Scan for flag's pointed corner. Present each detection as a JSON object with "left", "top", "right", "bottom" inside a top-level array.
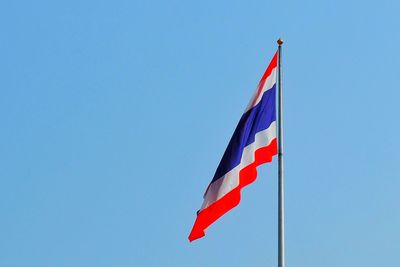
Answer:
[{"left": 188, "top": 229, "right": 205, "bottom": 242}]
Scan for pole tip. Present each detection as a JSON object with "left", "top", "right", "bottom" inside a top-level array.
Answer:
[{"left": 277, "top": 38, "right": 284, "bottom": 46}]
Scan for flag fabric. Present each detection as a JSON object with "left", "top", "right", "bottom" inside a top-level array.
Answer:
[{"left": 188, "top": 52, "right": 278, "bottom": 242}]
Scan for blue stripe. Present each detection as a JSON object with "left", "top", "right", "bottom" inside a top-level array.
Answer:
[{"left": 211, "top": 85, "right": 276, "bottom": 183}]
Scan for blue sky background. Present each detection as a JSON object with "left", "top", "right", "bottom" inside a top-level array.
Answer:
[{"left": 1, "top": 0, "right": 400, "bottom": 266}]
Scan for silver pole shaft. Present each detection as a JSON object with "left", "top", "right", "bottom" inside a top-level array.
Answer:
[{"left": 277, "top": 38, "right": 285, "bottom": 267}]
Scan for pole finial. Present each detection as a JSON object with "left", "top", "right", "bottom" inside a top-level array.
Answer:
[{"left": 277, "top": 38, "right": 284, "bottom": 46}]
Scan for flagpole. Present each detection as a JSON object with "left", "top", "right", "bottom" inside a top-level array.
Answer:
[{"left": 277, "top": 38, "right": 285, "bottom": 267}]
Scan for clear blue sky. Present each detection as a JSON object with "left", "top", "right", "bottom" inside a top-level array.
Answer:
[{"left": 1, "top": 0, "right": 399, "bottom": 266}]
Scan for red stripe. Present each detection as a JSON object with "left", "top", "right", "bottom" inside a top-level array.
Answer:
[
  {"left": 250, "top": 51, "right": 278, "bottom": 108},
  {"left": 188, "top": 138, "right": 278, "bottom": 242}
]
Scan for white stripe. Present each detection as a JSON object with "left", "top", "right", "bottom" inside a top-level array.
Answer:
[
  {"left": 200, "top": 121, "right": 277, "bottom": 211},
  {"left": 245, "top": 67, "right": 277, "bottom": 112}
]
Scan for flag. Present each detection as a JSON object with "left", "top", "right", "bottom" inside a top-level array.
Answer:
[{"left": 189, "top": 52, "right": 278, "bottom": 242}]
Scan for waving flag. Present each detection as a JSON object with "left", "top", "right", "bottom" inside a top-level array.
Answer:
[{"left": 189, "top": 52, "right": 278, "bottom": 242}]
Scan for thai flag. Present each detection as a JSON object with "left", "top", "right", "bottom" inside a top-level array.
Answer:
[{"left": 189, "top": 52, "right": 278, "bottom": 242}]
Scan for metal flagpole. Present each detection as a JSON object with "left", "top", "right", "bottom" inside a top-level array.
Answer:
[{"left": 277, "top": 38, "right": 285, "bottom": 267}]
